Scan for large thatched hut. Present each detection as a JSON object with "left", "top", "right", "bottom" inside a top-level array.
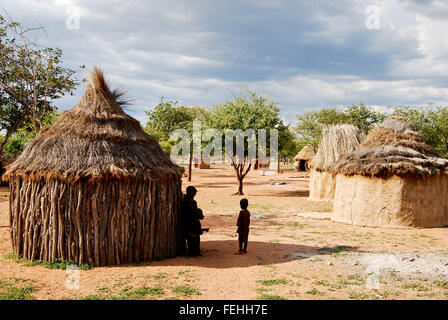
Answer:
[
  {"left": 3, "top": 68, "right": 184, "bottom": 266},
  {"left": 308, "top": 124, "right": 362, "bottom": 201},
  {"left": 293, "top": 146, "right": 315, "bottom": 172},
  {"left": 331, "top": 117, "right": 448, "bottom": 228}
]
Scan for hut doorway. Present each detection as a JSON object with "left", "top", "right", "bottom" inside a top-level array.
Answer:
[{"left": 293, "top": 146, "right": 315, "bottom": 172}]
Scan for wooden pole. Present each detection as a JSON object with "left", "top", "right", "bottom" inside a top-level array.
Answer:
[{"left": 9, "top": 175, "right": 183, "bottom": 266}]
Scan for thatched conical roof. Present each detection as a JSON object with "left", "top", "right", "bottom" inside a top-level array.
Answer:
[
  {"left": 332, "top": 117, "right": 448, "bottom": 177},
  {"left": 293, "top": 145, "right": 315, "bottom": 161},
  {"left": 310, "top": 124, "right": 362, "bottom": 172},
  {"left": 4, "top": 68, "right": 184, "bottom": 182}
]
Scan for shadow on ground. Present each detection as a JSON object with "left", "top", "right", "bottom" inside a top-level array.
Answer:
[
  {"left": 197, "top": 181, "right": 259, "bottom": 188},
  {"left": 115, "top": 241, "right": 360, "bottom": 269},
  {"left": 249, "top": 190, "right": 310, "bottom": 197}
]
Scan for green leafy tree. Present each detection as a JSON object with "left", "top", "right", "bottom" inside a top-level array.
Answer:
[
  {"left": 391, "top": 106, "right": 448, "bottom": 157},
  {"left": 293, "top": 107, "right": 347, "bottom": 151},
  {"left": 293, "top": 103, "right": 385, "bottom": 150},
  {"left": 209, "top": 90, "right": 288, "bottom": 195},
  {"left": 0, "top": 93, "right": 25, "bottom": 159},
  {"left": 279, "top": 128, "right": 300, "bottom": 160},
  {"left": 428, "top": 107, "right": 448, "bottom": 156},
  {"left": 345, "top": 103, "right": 386, "bottom": 135},
  {"left": 0, "top": 15, "right": 78, "bottom": 169},
  {"left": 145, "top": 98, "right": 210, "bottom": 181},
  {"left": 2, "top": 130, "right": 34, "bottom": 158},
  {"left": 2, "top": 111, "right": 60, "bottom": 158}
]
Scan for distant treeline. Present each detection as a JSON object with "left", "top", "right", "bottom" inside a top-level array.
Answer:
[
  {"left": 3, "top": 102, "right": 448, "bottom": 166},
  {"left": 293, "top": 103, "right": 448, "bottom": 158}
]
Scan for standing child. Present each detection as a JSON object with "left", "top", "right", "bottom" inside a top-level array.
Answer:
[{"left": 236, "top": 198, "right": 250, "bottom": 254}]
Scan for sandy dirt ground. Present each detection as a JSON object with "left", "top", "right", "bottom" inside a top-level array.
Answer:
[{"left": 0, "top": 165, "right": 448, "bottom": 300}]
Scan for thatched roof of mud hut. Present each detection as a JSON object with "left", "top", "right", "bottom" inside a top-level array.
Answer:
[
  {"left": 310, "top": 124, "right": 362, "bottom": 172},
  {"left": 4, "top": 67, "right": 184, "bottom": 182},
  {"left": 332, "top": 117, "right": 448, "bottom": 178},
  {"left": 293, "top": 145, "right": 315, "bottom": 161}
]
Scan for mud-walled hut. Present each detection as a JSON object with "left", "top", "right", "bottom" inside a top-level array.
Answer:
[{"left": 332, "top": 117, "right": 448, "bottom": 228}]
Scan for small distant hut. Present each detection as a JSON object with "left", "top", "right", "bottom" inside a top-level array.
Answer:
[
  {"left": 331, "top": 117, "right": 448, "bottom": 228},
  {"left": 3, "top": 68, "right": 184, "bottom": 266},
  {"left": 293, "top": 146, "right": 315, "bottom": 172},
  {"left": 308, "top": 125, "right": 362, "bottom": 201}
]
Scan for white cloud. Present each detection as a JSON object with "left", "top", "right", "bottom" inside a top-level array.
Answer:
[
  {"left": 382, "top": 0, "right": 448, "bottom": 78},
  {"left": 101, "top": 72, "right": 448, "bottom": 124},
  {"left": 126, "top": 50, "right": 225, "bottom": 69},
  {"left": 1, "top": 0, "right": 448, "bottom": 126}
]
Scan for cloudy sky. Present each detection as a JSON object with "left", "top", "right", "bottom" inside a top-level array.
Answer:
[{"left": 2, "top": 0, "right": 448, "bottom": 124}]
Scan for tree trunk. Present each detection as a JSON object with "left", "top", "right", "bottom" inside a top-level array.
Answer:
[
  {"left": 237, "top": 177, "right": 244, "bottom": 195},
  {"left": 0, "top": 118, "right": 24, "bottom": 178},
  {"left": 232, "top": 161, "right": 251, "bottom": 195},
  {"left": 0, "top": 128, "right": 15, "bottom": 178},
  {"left": 188, "top": 151, "right": 193, "bottom": 182}
]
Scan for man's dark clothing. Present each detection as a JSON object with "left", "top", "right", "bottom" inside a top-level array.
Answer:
[
  {"left": 181, "top": 194, "right": 203, "bottom": 256},
  {"left": 181, "top": 195, "right": 197, "bottom": 232}
]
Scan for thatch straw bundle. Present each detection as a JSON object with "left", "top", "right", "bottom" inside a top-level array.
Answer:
[
  {"left": 310, "top": 124, "right": 362, "bottom": 172},
  {"left": 293, "top": 146, "right": 315, "bottom": 162},
  {"left": 332, "top": 117, "right": 448, "bottom": 177},
  {"left": 4, "top": 68, "right": 184, "bottom": 266},
  {"left": 308, "top": 124, "right": 362, "bottom": 201}
]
